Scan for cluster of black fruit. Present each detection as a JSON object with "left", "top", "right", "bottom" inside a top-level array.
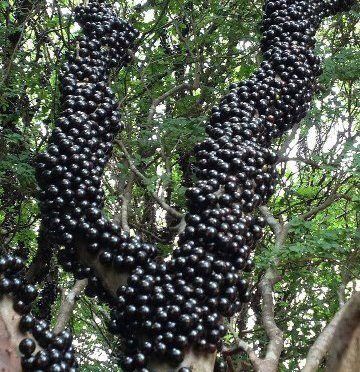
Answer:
[
  {"left": 0, "top": 253, "right": 76, "bottom": 371},
  {"left": 111, "top": 1, "right": 353, "bottom": 370},
  {"left": 31, "top": 0, "right": 353, "bottom": 371},
  {"left": 0, "top": 254, "right": 37, "bottom": 314},
  {"left": 19, "top": 319, "right": 77, "bottom": 372},
  {"left": 35, "top": 0, "right": 154, "bottom": 286}
]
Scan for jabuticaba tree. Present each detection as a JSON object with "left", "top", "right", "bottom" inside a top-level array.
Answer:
[{"left": 0, "top": 0, "right": 355, "bottom": 371}]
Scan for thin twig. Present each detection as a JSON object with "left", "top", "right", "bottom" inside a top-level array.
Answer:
[
  {"left": 147, "top": 82, "right": 192, "bottom": 122},
  {"left": 121, "top": 172, "right": 134, "bottom": 233},
  {"left": 116, "top": 140, "right": 183, "bottom": 219}
]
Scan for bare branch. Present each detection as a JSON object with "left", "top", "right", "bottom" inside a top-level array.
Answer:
[
  {"left": 147, "top": 82, "right": 191, "bottom": 122},
  {"left": 116, "top": 140, "right": 183, "bottom": 219},
  {"left": 224, "top": 317, "right": 262, "bottom": 369},
  {"left": 222, "top": 338, "right": 262, "bottom": 371},
  {"left": 259, "top": 267, "right": 284, "bottom": 372},
  {"left": 338, "top": 283, "right": 347, "bottom": 308},
  {"left": 54, "top": 279, "right": 88, "bottom": 333},
  {"left": 302, "top": 292, "right": 360, "bottom": 372},
  {"left": 121, "top": 172, "right": 134, "bottom": 233},
  {"left": 256, "top": 206, "right": 287, "bottom": 371},
  {"left": 299, "top": 193, "right": 342, "bottom": 221},
  {"left": 277, "top": 156, "right": 340, "bottom": 169},
  {"left": 259, "top": 206, "right": 288, "bottom": 247},
  {"left": 169, "top": 216, "right": 186, "bottom": 234},
  {"left": 129, "top": 221, "right": 170, "bottom": 244}
]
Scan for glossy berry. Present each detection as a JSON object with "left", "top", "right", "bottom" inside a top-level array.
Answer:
[
  {"left": 19, "top": 314, "right": 35, "bottom": 333},
  {"left": 19, "top": 338, "right": 36, "bottom": 357}
]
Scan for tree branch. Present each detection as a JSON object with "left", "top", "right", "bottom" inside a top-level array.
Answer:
[
  {"left": 277, "top": 122, "right": 300, "bottom": 156},
  {"left": 0, "top": 296, "right": 42, "bottom": 371},
  {"left": 0, "top": 297, "right": 26, "bottom": 371},
  {"left": 75, "top": 239, "right": 127, "bottom": 297},
  {"left": 147, "top": 82, "right": 191, "bottom": 122},
  {"left": 259, "top": 206, "right": 288, "bottom": 247},
  {"left": 25, "top": 226, "right": 54, "bottom": 284},
  {"left": 277, "top": 156, "right": 340, "bottom": 169},
  {"left": 299, "top": 193, "right": 343, "bottom": 220},
  {"left": 223, "top": 339, "right": 262, "bottom": 370},
  {"left": 223, "top": 321, "right": 262, "bottom": 371},
  {"left": 338, "top": 283, "right": 347, "bottom": 308},
  {"left": 302, "top": 292, "right": 360, "bottom": 372},
  {"left": 256, "top": 206, "right": 287, "bottom": 371},
  {"left": 54, "top": 279, "right": 88, "bottom": 333},
  {"left": 116, "top": 139, "right": 183, "bottom": 219},
  {"left": 259, "top": 267, "right": 284, "bottom": 372},
  {"left": 121, "top": 172, "right": 134, "bottom": 233}
]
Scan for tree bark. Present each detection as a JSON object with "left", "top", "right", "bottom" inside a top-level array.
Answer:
[
  {"left": 302, "top": 292, "right": 360, "bottom": 372},
  {"left": 258, "top": 268, "right": 284, "bottom": 372},
  {"left": 0, "top": 296, "right": 40, "bottom": 372},
  {"left": 54, "top": 279, "right": 88, "bottom": 333}
]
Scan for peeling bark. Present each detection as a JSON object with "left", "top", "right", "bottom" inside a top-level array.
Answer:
[
  {"left": 0, "top": 298, "right": 22, "bottom": 371},
  {"left": 0, "top": 296, "right": 39, "bottom": 372}
]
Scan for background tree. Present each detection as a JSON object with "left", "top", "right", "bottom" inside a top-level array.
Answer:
[{"left": 0, "top": 0, "right": 359, "bottom": 371}]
